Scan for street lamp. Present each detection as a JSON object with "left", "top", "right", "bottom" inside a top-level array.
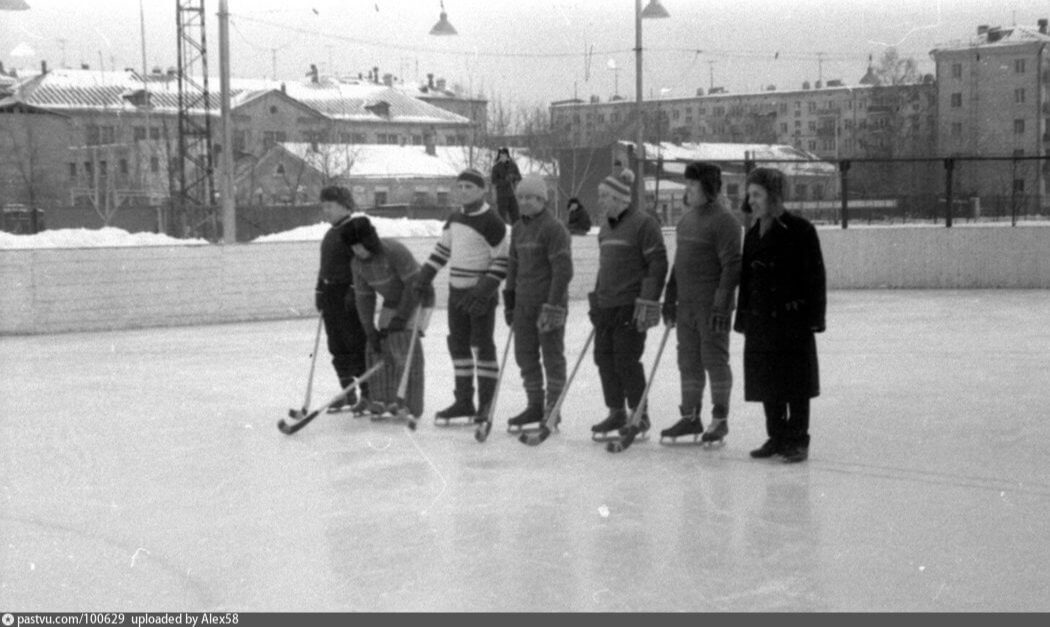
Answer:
[
  {"left": 634, "top": 0, "right": 669, "bottom": 210},
  {"left": 429, "top": 1, "right": 458, "bottom": 36}
]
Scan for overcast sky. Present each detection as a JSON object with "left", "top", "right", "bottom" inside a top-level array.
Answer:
[{"left": 3, "top": 0, "right": 1049, "bottom": 110}]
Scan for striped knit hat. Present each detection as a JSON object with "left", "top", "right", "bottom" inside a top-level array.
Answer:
[
  {"left": 457, "top": 168, "right": 486, "bottom": 188},
  {"left": 599, "top": 171, "right": 632, "bottom": 201}
]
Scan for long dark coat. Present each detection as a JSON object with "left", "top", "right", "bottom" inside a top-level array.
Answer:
[
  {"left": 491, "top": 159, "right": 522, "bottom": 223},
  {"left": 733, "top": 211, "right": 826, "bottom": 401}
]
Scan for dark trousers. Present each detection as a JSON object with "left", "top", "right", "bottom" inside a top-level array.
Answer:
[
  {"left": 512, "top": 300, "right": 567, "bottom": 407},
  {"left": 320, "top": 283, "right": 368, "bottom": 398},
  {"left": 447, "top": 288, "right": 499, "bottom": 408},
  {"left": 593, "top": 304, "right": 647, "bottom": 411},
  {"left": 676, "top": 304, "right": 732, "bottom": 418},
  {"left": 763, "top": 399, "right": 810, "bottom": 447}
]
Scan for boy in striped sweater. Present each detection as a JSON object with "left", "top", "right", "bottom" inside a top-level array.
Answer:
[{"left": 416, "top": 168, "right": 510, "bottom": 423}]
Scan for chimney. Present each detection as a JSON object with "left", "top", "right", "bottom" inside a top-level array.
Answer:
[
  {"left": 802, "top": 80, "right": 811, "bottom": 90},
  {"left": 382, "top": 72, "right": 393, "bottom": 87},
  {"left": 1039, "top": 19, "right": 1048, "bottom": 35},
  {"left": 166, "top": 67, "right": 177, "bottom": 79},
  {"left": 280, "top": 82, "right": 286, "bottom": 93},
  {"left": 427, "top": 73, "right": 434, "bottom": 89},
  {"left": 40, "top": 60, "right": 48, "bottom": 74},
  {"left": 815, "top": 80, "right": 822, "bottom": 89},
  {"left": 151, "top": 66, "right": 162, "bottom": 75},
  {"left": 987, "top": 27, "right": 1004, "bottom": 43},
  {"left": 695, "top": 87, "right": 704, "bottom": 96},
  {"left": 373, "top": 66, "right": 379, "bottom": 83},
  {"left": 977, "top": 24, "right": 989, "bottom": 36},
  {"left": 309, "top": 63, "right": 319, "bottom": 83},
  {"left": 436, "top": 77, "right": 446, "bottom": 91},
  {"left": 81, "top": 63, "right": 90, "bottom": 70}
]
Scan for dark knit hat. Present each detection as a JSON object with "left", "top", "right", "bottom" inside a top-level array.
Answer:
[
  {"left": 343, "top": 215, "right": 382, "bottom": 255},
  {"left": 600, "top": 172, "right": 630, "bottom": 199},
  {"left": 319, "top": 185, "right": 354, "bottom": 210},
  {"left": 745, "top": 167, "right": 786, "bottom": 204},
  {"left": 457, "top": 167, "right": 486, "bottom": 188},
  {"left": 497, "top": 147, "right": 510, "bottom": 157},
  {"left": 684, "top": 161, "right": 722, "bottom": 198}
]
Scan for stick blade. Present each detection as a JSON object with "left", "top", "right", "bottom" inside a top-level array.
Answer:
[
  {"left": 519, "top": 425, "right": 552, "bottom": 446},
  {"left": 474, "top": 420, "right": 492, "bottom": 442},
  {"left": 606, "top": 427, "right": 639, "bottom": 453}
]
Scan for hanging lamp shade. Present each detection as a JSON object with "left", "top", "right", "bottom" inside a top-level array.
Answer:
[
  {"left": 640, "top": 0, "right": 670, "bottom": 19},
  {"left": 429, "top": 1, "right": 457, "bottom": 36}
]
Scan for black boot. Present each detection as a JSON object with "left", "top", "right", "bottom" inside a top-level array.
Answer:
[
  {"left": 327, "top": 379, "right": 359, "bottom": 413},
  {"left": 620, "top": 409, "right": 650, "bottom": 436},
  {"left": 660, "top": 406, "right": 704, "bottom": 442},
  {"left": 436, "top": 374, "right": 476, "bottom": 423},
  {"left": 750, "top": 439, "right": 781, "bottom": 459},
  {"left": 591, "top": 408, "right": 627, "bottom": 440},
  {"left": 780, "top": 435, "right": 810, "bottom": 463},
  {"left": 507, "top": 404, "right": 544, "bottom": 432}
]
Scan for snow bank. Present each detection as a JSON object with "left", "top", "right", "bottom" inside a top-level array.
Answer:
[
  {"left": 0, "top": 227, "right": 208, "bottom": 249},
  {"left": 252, "top": 215, "right": 445, "bottom": 243}
]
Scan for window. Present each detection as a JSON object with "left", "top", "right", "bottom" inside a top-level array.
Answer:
[
  {"left": 233, "top": 130, "right": 246, "bottom": 152},
  {"left": 951, "top": 63, "right": 962, "bottom": 79},
  {"left": 274, "top": 163, "right": 286, "bottom": 177},
  {"left": 1013, "top": 178, "right": 1025, "bottom": 193},
  {"left": 119, "top": 158, "right": 128, "bottom": 175},
  {"left": 795, "top": 109, "right": 801, "bottom": 118},
  {"left": 85, "top": 125, "right": 100, "bottom": 145},
  {"left": 950, "top": 93, "right": 962, "bottom": 108},
  {"left": 1015, "top": 88, "right": 1026, "bottom": 104},
  {"left": 436, "top": 191, "right": 450, "bottom": 206},
  {"left": 951, "top": 122, "right": 963, "bottom": 137},
  {"left": 150, "top": 127, "right": 161, "bottom": 140},
  {"left": 1014, "top": 119, "right": 1025, "bottom": 134},
  {"left": 780, "top": 123, "right": 788, "bottom": 133},
  {"left": 270, "top": 105, "right": 279, "bottom": 114},
  {"left": 808, "top": 121, "right": 816, "bottom": 131},
  {"left": 84, "top": 161, "right": 93, "bottom": 177},
  {"left": 99, "top": 160, "right": 108, "bottom": 176},
  {"left": 413, "top": 190, "right": 428, "bottom": 205},
  {"left": 795, "top": 184, "right": 808, "bottom": 199},
  {"left": 100, "top": 126, "right": 115, "bottom": 144},
  {"left": 813, "top": 184, "right": 825, "bottom": 199},
  {"left": 68, "top": 163, "right": 76, "bottom": 180},
  {"left": 374, "top": 190, "right": 388, "bottom": 206},
  {"left": 597, "top": 114, "right": 605, "bottom": 123},
  {"left": 779, "top": 103, "right": 788, "bottom": 114},
  {"left": 1015, "top": 59, "right": 1026, "bottom": 74},
  {"left": 263, "top": 131, "right": 287, "bottom": 146},
  {"left": 794, "top": 120, "right": 801, "bottom": 129},
  {"left": 808, "top": 102, "right": 816, "bottom": 113},
  {"left": 134, "top": 126, "right": 147, "bottom": 141},
  {"left": 149, "top": 157, "right": 159, "bottom": 173},
  {"left": 726, "top": 183, "right": 739, "bottom": 197},
  {"left": 807, "top": 140, "right": 816, "bottom": 150}
]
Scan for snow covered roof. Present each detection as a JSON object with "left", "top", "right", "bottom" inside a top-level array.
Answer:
[
  {"left": 629, "top": 141, "right": 836, "bottom": 177},
  {"left": 932, "top": 25, "right": 1050, "bottom": 53},
  {"left": 275, "top": 143, "right": 557, "bottom": 180},
  {"left": 8, "top": 68, "right": 470, "bottom": 125}
]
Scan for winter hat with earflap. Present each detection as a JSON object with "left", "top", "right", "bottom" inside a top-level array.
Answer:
[
  {"left": 319, "top": 185, "right": 355, "bottom": 210},
  {"left": 684, "top": 161, "right": 722, "bottom": 199},
  {"left": 515, "top": 175, "right": 548, "bottom": 201},
  {"left": 342, "top": 215, "right": 382, "bottom": 255}
]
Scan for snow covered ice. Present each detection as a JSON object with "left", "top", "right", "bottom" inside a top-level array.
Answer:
[{"left": 2, "top": 290, "right": 1050, "bottom": 611}]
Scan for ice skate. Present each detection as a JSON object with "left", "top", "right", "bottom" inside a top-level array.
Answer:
[
  {"left": 434, "top": 399, "right": 476, "bottom": 426},
  {"left": 660, "top": 407, "right": 704, "bottom": 444},
  {"left": 591, "top": 408, "right": 627, "bottom": 442},
  {"left": 348, "top": 396, "right": 379, "bottom": 418},
  {"left": 326, "top": 390, "right": 358, "bottom": 414},
  {"left": 617, "top": 412, "right": 651, "bottom": 443},
  {"left": 701, "top": 418, "right": 728, "bottom": 447},
  {"left": 506, "top": 404, "right": 543, "bottom": 433}
]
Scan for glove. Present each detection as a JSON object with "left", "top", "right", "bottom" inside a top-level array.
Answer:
[
  {"left": 661, "top": 300, "right": 676, "bottom": 326},
  {"left": 315, "top": 291, "right": 323, "bottom": 312},
  {"left": 385, "top": 316, "right": 407, "bottom": 333},
  {"left": 503, "top": 290, "right": 516, "bottom": 327},
  {"left": 632, "top": 298, "right": 661, "bottom": 333},
  {"left": 587, "top": 292, "right": 600, "bottom": 326},
  {"left": 708, "top": 309, "right": 730, "bottom": 334},
  {"left": 537, "top": 304, "right": 567, "bottom": 333},
  {"left": 413, "top": 265, "right": 437, "bottom": 298},
  {"left": 461, "top": 275, "right": 500, "bottom": 317}
]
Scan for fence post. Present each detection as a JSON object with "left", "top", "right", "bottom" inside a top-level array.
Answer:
[
  {"left": 944, "top": 158, "right": 955, "bottom": 228},
  {"left": 839, "top": 159, "right": 851, "bottom": 229}
]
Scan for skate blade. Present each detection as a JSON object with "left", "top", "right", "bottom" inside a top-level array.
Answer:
[
  {"left": 506, "top": 423, "right": 542, "bottom": 434},
  {"left": 701, "top": 438, "right": 727, "bottom": 448},
  {"left": 433, "top": 415, "right": 477, "bottom": 427},
  {"left": 659, "top": 433, "right": 704, "bottom": 445}
]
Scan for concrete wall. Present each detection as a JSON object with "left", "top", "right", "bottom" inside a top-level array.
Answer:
[{"left": 2, "top": 226, "right": 1048, "bottom": 335}]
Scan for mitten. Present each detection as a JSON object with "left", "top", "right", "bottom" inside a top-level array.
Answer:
[{"left": 708, "top": 309, "right": 730, "bottom": 334}]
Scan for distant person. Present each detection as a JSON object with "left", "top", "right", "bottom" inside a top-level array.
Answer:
[
  {"left": 415, "top": 168, "right": 510, "bottom": 424},
  {"left": 345, "top": 215, "right": 434, "bottom": 420},
  {"left": 660, "top": 162, "right": 742, "bottom": 445},
  {"left": 587, "top": 170, "right": 668, "bottom": 440},
  {"left": 490, "top": 147, "right": 522, "bottom": 224},
  {"left": 566, "top": 197, "right": 592, "bottom": 235},
  {"left": 503, "top": 175, "right": 573, "bottom": 432},
  {"left": 314, "top": 185, "right": 369, "bottom": 412},
  {"left": 734, "top": 167, "right": 826, "bottom": 463}
]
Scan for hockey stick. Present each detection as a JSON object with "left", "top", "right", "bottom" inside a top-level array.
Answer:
[
  {"left": 475, "top": 329, "right": 514, "bottom": 443},
  {"left": 278, "top": 361, "right": 386, "bottom": 435},
  {"left": 519, "top": 326, "right": 596, "bottom": 447},
  {"left": 607, "top": 324, "right": 673, "bottom": 453},
  {"left": 395, "top": 308, "right": 425, "bottom": 431},
  {"left": 289, "top": 314, "right": 324, "bottom": 418}
]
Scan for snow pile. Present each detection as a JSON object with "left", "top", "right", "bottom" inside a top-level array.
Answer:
[
  {"left": 251, "top": 215, "right": 446, "bottom": 243},
  {"left": 0, "top": 227, "right": 208, "bottom": 250}
]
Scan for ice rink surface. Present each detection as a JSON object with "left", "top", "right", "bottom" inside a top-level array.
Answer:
[{"left": 2, "top": 290, "right": 1049, "bottom": 612}]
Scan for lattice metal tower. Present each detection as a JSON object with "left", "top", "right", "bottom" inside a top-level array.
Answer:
[{"left": 175, "top": 0, "right": 217, "bottom": 239}]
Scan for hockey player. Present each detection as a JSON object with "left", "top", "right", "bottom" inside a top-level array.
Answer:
[
  {"left": 415, "top": 168, "right": 510, "bottom": 424},
  {"left": 344, "top": 216, "right": 434, "bottom": 420},
  {"left": 314, "top": 185, "right": 369, "bottom": 413},
  {"left": 502, "top": 175, "right": 573, "bottom": 432},
  {"left": 588, "top": 171, "right": 669, "bottom": 440},
  {"left": 659, "top": 162, "right": 742, "bottom": 445}
]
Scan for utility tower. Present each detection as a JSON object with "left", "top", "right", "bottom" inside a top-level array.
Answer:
[{"left": 175, "top": 0, "right": 217, "bottom": 239}]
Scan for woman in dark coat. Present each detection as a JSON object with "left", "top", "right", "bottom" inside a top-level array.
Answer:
[
  {"left": 565, "top": 197, "right": 592, "bottom": 235},
  {"left": 734, "top": 167, "right": 826, "bottom": 463},
  {"left": 490, "top": 147, "right": 522, "bottom": 224}
]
